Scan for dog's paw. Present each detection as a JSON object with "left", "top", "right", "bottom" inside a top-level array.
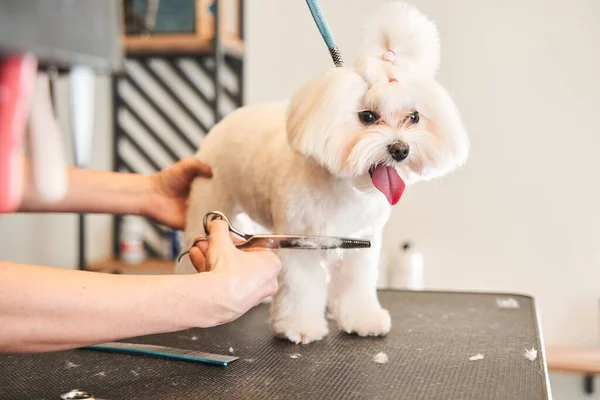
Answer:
[
  {"left": 337, "top": 306, "right": 392, "bottom": 337},
  {"left": 271, "top": 316, "right": 329, "bottom": 344}
]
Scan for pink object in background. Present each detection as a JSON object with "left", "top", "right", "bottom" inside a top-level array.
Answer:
[{"left": 0, "top": 53, "right": 37, "bottom": 213}]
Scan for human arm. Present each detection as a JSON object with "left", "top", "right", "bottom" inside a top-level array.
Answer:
[
  {"left": 0, "top": 262, "right": 194, "bottom": 353},
  {"left": 16, "top": 156, "right": 212, "bottom": 229},
  {"left": 0, "top": 241, "right": 280, "bottom": 353}
]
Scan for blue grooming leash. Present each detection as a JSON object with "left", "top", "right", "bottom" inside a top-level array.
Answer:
[{"left": 305, "top": 0, "right": 344, "bottom": 67}]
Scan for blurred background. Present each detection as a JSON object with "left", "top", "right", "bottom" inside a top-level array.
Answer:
[{"left": 0, "top": 0, "right": 598, "bottom": 397}]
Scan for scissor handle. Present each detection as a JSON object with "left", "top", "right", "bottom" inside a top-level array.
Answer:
[
  {"left": 177, "top": 211, "right": 251, "bottom": 263},
  {"left": 202, "top": 211, "right": 248, "bottom": 239},
  {"left": 202, "top": 211, "right": 228, "bottom": 234}
]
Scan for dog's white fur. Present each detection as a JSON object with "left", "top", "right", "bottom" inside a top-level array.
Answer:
[{"left": 176, "top": 1, "right": 469, "bottom": 344}]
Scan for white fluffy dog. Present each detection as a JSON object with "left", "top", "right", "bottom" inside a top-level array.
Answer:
[{"left": 176, "top": 1, "right": 469, "bottom": 344}]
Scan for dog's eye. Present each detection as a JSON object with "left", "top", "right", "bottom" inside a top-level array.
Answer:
[
  {"left": 358, "top": 110, "right": 378, "bottom": 125},
  {"left": 408, "top": 111, "right": 420, "bottom": 124}
]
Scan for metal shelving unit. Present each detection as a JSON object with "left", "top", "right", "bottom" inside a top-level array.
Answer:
[{"left": 85, "top": 0, "right": 245, "bottom": 273}]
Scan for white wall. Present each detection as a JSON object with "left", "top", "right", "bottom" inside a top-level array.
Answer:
[{"left": 246, "top": 0, "right": 599, "bottom": 398}]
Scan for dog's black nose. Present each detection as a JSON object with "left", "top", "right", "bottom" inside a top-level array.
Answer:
[{"left": 388, "top": 142, "right": 410, "bottom": 162}]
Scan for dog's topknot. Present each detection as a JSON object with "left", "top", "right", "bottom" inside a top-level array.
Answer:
[{"left": 357, "top": 1, "right": 441, "bottom": 79}]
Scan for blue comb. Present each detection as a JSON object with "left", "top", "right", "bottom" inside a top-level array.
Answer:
[{"left": 82, "top": 342, "right": 239, "bottom": 367}]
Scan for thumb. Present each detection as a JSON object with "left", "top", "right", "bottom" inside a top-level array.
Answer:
[
  {"left": 179, "top": 157, "right": 212, "bottom": 179},
  {"left": 206, "top": 219, "right": 236, "bottom": 251}
]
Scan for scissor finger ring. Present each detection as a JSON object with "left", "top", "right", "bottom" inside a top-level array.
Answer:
[
  {"left": 202, "top": 211, "right": 228, "bottom": 234},
  {"left": 202, "top": 211, "right": 248, "bottom": 239}
]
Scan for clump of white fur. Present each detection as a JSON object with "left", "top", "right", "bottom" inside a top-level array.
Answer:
[
  {"left": 523, "top": 347, "right": 537, "bottom": 361},
  {"left": 288, "top": 237, "right": 343, "bottom": 248},
  {"left": 65, "top": 361, "right": 80, "bottom": 369},
  {"left": 496, "top": 297, "right": 520, "bottom": 309},
  {"left": 358, "top": 1, "right": 441, "bottom": 80},
  {"left": 373, "top": 352, "right": 389, "bottom": 364},
  {"left": 469, "top": 353, "right": 484, "bottom": 361}
]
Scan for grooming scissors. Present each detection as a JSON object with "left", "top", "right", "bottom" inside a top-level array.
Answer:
[{"left": 177, "top": 211, "right": 371, "bottom": 262}]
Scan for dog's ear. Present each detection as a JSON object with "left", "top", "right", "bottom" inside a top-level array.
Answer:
[
  {"left": 357, "top": 1, "right": 441, "bottom": 79},
  {"left": 286, "top": 68, "right": 367, "bottom": 161}
]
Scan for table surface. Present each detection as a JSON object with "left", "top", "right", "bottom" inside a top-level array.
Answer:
[{"left": 0, "top": 290, "right": 551, "bottom": 400}]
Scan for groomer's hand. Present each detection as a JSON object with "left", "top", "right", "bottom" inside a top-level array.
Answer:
[
  {"left": 189, "top": 220, "right": 281, "bottom": 325},
  {"left": 144, "top": 157, "right": 212, "bottom": 230}
]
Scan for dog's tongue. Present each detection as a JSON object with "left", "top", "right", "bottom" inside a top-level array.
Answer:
[{"left": 371, "top": 165, "right": 405, "bottom": 205}]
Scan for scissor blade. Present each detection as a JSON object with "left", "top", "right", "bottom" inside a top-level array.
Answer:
[{"left": 236, "top": 235, "right": 371, "bottom": 250}]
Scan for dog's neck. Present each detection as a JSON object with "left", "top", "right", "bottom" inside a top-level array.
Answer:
[{"left": 301, "top": 155, "right": 384, "bottom": 201}]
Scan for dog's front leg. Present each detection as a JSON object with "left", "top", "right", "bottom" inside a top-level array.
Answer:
[
  {"left": 269, "top": 250, "right": 329, "bottom": 344},
  {"left": 328, "top": 234, "right": 391, "bottom": 337}
]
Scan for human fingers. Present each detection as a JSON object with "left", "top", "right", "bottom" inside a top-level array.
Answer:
[
  {"left": 194, "top": 239, "right": 209, "bottom": 255},
  {"left": 206, "top": 219, "right": 236, "bottom": 252},
  {"left": 263, "top": 275, "right": 279, "bottom": 297},
  {"left": 259, "top": 251, "right": 282, "bottom": 275},
  {"left": 245, "top": 252, "right": 282, "bottom": 296},
  {"left": 253, "top": 270, "right": 280, "bottom": 302},
  {"left": 178, "top": 157, "right": 213, "bottom": 180},
  {"left": 189, "top": 247, "right": 208, "bottom": 272}
]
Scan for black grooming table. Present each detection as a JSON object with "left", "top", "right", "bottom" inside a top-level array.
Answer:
[{"left": 0, "top": 290, "right": 551, "bottom": 399}]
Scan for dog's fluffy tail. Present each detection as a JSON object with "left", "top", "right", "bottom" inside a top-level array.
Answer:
[{"left": 358, "top": 1, "right": 440, "bottom": 77}]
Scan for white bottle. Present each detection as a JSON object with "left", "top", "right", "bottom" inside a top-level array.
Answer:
[
  {"left": 120, "top": 216, "right": 145, "bottom": 264},
  {"left": 388, "top": 242, "right": 424, "bottom": 290}
]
